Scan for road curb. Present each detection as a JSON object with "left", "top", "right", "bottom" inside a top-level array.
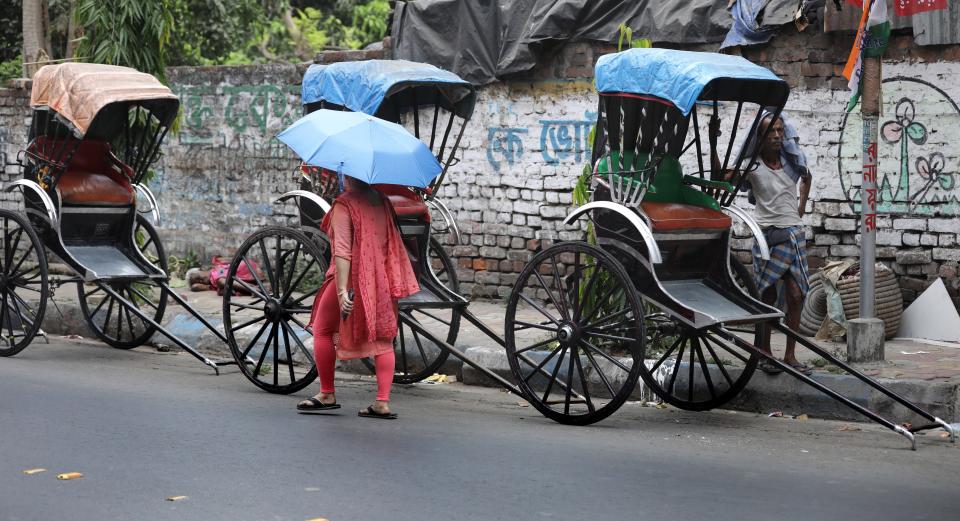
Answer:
[
  {"left": 458, "top": 346, "right": 960, "bottom": 424},
  {"left": 45, "top": 305, "right": 960, "bottom": 425}
]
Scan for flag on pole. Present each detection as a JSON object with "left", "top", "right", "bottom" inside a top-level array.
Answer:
[
  {"left": 895, "top": 0, "right": 948, "bottom": 17},
  {"left": 843, "top": 0, "right": 891, "bottom": 111}
]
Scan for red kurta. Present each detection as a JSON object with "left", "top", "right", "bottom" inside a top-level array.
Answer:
[{"left": 309, "top": 189, "right": 419, "bottom": 360}]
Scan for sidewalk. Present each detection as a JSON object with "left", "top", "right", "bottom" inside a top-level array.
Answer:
[{"left": 41, "top": 287, "right": 960, "bottom": 424}]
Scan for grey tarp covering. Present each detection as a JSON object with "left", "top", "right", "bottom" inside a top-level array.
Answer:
[{"left": 392, "top": 0, "right": 738, "bottom": 85}]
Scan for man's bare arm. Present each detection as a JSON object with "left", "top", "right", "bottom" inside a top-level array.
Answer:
[{"left": 798, "top": 175, "right": 811, "bottom": 217}]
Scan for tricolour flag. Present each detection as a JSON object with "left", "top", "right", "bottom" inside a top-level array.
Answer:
[{"left": 843, "top": 0, "right": 891, "bottom": 111}]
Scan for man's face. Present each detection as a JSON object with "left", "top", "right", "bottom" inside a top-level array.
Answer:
[{"left": 760, "top": 117, "right": 784, "bottom": 155}]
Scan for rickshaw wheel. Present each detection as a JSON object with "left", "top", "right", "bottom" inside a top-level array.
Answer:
[
  {"left": 505, "top": 241, "right": 644, "bottom": 426},
  {"left": 637, "top": 256, "right": 760, "bottom": 411},
  {"left": 222, "top": 226, "right": 326, "bottom": 394},
  {"left": 0, "top": 209, "right": 48, "bottom": 357},
  {"left": 77, "top": 214, "right": 168, "bottom": 349},
  {"left": 362, "top": 236, "right": 461, "bottom": 384}
]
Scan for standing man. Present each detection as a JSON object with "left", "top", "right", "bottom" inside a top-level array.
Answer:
[{"left": 726, "top": 112, "right": 813, "bottom": 375}]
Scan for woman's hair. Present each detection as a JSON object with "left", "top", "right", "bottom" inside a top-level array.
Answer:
[{"left": 349, "top": 177, "right": 371, "bottom": 191}]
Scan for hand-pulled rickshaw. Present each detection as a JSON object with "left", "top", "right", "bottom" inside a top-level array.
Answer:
[
  {"left": 0, "top": 63, "right": 239, "bottom": 372},
  {"left": 220, "top": 60, "right": 477, "bottom": 393},
  {"left": 503, "top": 48, "right": 954, "bottom": 445}
]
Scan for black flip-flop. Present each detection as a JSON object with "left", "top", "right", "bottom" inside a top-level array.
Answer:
[
  {"left": 297, "top": 397, "right": 341, "bottom": 414},
  {"left": 786, "top": 362, "right": 814, "bottom": 376},
  {"left": 358, "top": 405, "right": 397, "bottom": 420},
  {"left": 758, "top": 359, "right": 783, "bottom": 375}
]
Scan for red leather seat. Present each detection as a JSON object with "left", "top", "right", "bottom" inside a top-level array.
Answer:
[
  {"left": 32, "top": 138, "right": 134, "bottom": 206},
  {"left": 375, "top": 184, "right": 430, "bottom": 219},
  {"left": 640, "top": 201, "right": 731, "bottom": 232}
]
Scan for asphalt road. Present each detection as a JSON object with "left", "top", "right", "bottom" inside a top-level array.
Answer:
[{"left": 0, "top": 338, "right": 957, "bottom": 521}]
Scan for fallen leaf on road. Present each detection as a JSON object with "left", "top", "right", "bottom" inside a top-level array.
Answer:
[
  {"left": 794, "top": 414, "right": 809, "bottom": 421},
  {"left": 901, "top": 422, "right": 913, "bottom": 430},
  {"left": 941, "top": 432, "right": 951, "bottom": 438},
  {"left": 57, "top": 472, "right": 83, "bottom": 480},
  {"left": 838, "top": 425, "right": 861, "bottom": 432},
  {"left": 306, "top": 518, "right": 330, "bottom": 521},
  {"left": 655, "top": 403, "right": 668, "bottom": 409},
  {"left": 63, "top": 335, "right": 83, "bottom": 340},
  {"left": 423, "top": 373, "right": 454, "bottom": 384},
  {"left": 166, "top": 496, "right": 188, "bottom": 502},
  {"left": 517, "top": 402, "right": 529, "bottom": 407},
  {"left": 22, "top": 468, "right": 46, "bottom": 475},
  {"left": 768, "top": 411, "right": 784, "bottom": 417}
]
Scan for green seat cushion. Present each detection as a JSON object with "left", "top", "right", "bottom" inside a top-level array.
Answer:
[{"left": 596, "top": 153, "right": 720, "bottom": 210}]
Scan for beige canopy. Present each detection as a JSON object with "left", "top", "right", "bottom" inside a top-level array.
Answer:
[{"left": 31, "top": 63, "right": 178, "bottom": 135}]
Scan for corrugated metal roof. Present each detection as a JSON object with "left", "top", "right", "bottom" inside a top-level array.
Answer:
[
  {"left": 824, "top": 0, "right": 959, "bottom": 45},
  {"left": 913, "top": 4, "right": 960, "bottom": 46}
]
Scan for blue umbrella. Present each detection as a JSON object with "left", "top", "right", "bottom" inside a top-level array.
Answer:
[{"left": 276, "top": 109, "right": 442, "bottom": 188}]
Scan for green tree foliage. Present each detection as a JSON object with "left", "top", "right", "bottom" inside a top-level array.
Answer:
[
  {"left": 166, "top": 0, "right": 391, "bottom": 66},
  {"left": 0, "top": 0, "right": 391, "bottom": 80},
  {"left": 0, "top": 0, "right": 22, "bottom": 62},
  {"left": 73, "top": 0, "right": 175, "bottom": 81}
]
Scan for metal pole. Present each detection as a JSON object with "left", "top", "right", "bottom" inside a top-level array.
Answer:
[{"left": 859, "top": 56, "right": 881, "bottom": 318}]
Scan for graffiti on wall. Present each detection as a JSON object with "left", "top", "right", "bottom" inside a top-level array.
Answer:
[
  {"left": 838, "top": 77, "right": 960, "bottom": 215},
  {"left": 486, "top": 111, "right": 597, "bottom": 171},
  {"left": 151, "top": 83, "right": 302, "bottom": 211},
  {"left": 175, "top": 84, "right": 301, "bottom": 143}
]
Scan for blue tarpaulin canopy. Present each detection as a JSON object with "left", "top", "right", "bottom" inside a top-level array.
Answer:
[
  {"left": 595, "top": 48, "right": 785, "bottom": 115},
  {"left": 301, "top": 60, "right": 476, "bottom": 119}
]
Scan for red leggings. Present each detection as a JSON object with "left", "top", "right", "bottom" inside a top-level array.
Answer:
[{"left": 312, "top": 283, "right": 394, "bottom": 401}]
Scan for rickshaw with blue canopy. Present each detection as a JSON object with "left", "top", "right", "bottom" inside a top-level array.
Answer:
[
  {"left": 220, "top": 51, "right": 955, "bottom": 445},
  {"left": 221, "top": 60, "right": 478, "bottom": 392},
  {"left": 506, "top": 47, "right": 953, "bottom": 443}
]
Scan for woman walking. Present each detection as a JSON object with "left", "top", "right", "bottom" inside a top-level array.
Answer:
[{"left": 297, "top": 175, "right": 419, "bottom": 419}]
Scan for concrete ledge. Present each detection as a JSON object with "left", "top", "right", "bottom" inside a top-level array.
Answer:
[
  {"left": 458, "top": 346, "right": 960, "bottom": 424},
  {"left": 39, "top": 302, "right": 960, "bottom": 425}
]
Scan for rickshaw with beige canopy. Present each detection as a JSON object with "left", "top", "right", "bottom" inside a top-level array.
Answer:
[{"left": 0, "top": 63, "right": 238, "bottom": 372}]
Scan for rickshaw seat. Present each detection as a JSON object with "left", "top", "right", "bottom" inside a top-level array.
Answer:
[
  {"left": 375, "top": 184, "right": 430, "bottom": 220},
  {"left": 33, "top": 138, "right": 135, "bottom": 206},
  {"left": 640, "top": 201, "right": 731, "bottom": 231},
  {"left": 599, "top": 153, "right": 730, "bottom": 232}
]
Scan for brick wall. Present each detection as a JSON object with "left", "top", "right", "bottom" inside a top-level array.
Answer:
[
  {"left": 0, "top": 29, "right": 958, "bottom": 309},
  {"left": 0, "top": 87, "right": 31, "bottom": 209}
]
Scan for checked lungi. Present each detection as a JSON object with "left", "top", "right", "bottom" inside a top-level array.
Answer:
[{"left": 751, "top": 226, "right": 810, "bottom": 308}]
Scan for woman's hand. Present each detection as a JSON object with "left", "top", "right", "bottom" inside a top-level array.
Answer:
[{"left": 338, "top": 289, "right": 353, "bottom": 316}]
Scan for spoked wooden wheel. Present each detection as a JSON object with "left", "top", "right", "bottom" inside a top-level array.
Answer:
[
  {"left": 364, "top": 236, "right": 462, "bottom": 384},
  {"left": 637, "top": 256, "right": 760, "bottom": 411},
  {"left": 78, "top": 214, "right": 168, "bottom": 349},
  {"left": 0, "top": 210, "right": 48, "bottom": 357},
  {"left": 505, "top": 241, "right": 644, "bottom": 425},
  {"left": 223, "top": 226, "right": 327, "bottom": 394}
]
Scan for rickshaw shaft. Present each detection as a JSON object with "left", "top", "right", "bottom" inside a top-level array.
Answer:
[
  {"left": 774, "top": 324, "right": 941, "bottom": 425},
  {"left": 94, "top": 283, "right": 227, "bottom": 375},
  {"left": 399, "top": 310, "right": 521, "bottom": 396},
  {"left": 710, "top": 326, "right": 917, "bottom": 450},
  {"left": 160, "top": 282, "right": 231, "bottom": 346}
]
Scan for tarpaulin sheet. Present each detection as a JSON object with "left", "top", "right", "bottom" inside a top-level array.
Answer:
[
  {"left": 595, "top": 48, "right": 782, "bottom": 115},
  {"left": 300, "top": 60, "right": 475, "bottom": 117},
  {"left": 31, "top": 63, "right": 177, "bottom": 136},
  {"left": 392, "top": 0, "right": 738, "bottom": 85}
]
